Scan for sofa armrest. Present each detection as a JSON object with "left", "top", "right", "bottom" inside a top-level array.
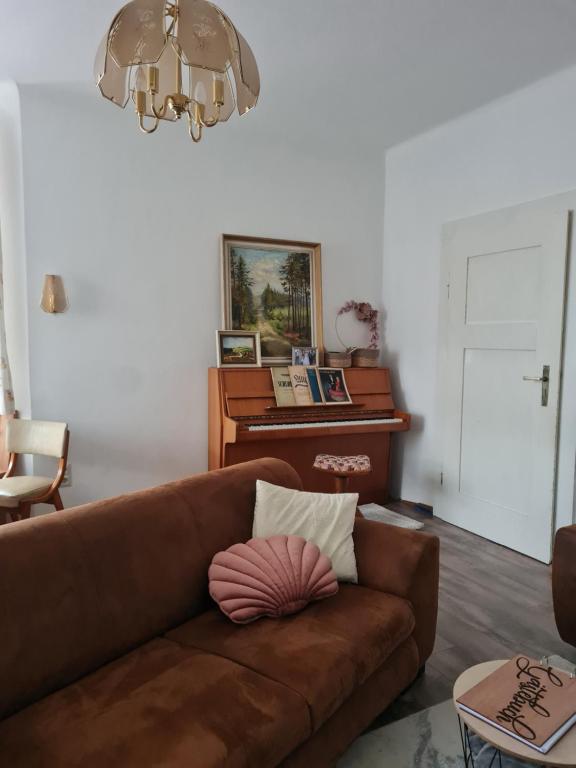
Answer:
[
  {"left": 353, "top": 518, "right": 440, "bottom": 665},
  {"left": 552, "top": 525, "right": 576, "bottom": 648}
]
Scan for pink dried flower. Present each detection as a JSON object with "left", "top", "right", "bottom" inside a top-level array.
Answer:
[{"left": 336, "top": 300, "right": 380, "bottom": 350}]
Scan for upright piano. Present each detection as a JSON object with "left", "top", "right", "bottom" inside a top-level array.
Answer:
[{"left": 208, "top": 367, "right": 410, "bottom": 504}]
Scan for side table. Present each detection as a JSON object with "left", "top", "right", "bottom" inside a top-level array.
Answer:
[{"left": 453, "top": 661, "right": 576, "bottom": 768}]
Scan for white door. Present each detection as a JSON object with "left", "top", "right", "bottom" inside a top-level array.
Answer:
[{"left": 436, "top": 206, "right": 569, "bottom": 562}]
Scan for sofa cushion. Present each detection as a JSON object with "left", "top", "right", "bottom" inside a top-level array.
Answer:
[
  {"left": 253, "top": 480, "right": 358, "bottom": 582},
  {"left": 209, "top": 535, "right": 339, "bottom": 624},
  {"left": 166, "top": 584, "right": 415, "bottom": 729},
  {"left": 0, "top": 638, "right": 310, "bottom": 768}
]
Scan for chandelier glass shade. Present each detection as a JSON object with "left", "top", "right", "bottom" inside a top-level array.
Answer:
[{"left": 94, "top": 0, "right": 260, "bottom": 142}]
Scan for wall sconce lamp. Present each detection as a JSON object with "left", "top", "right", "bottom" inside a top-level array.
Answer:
[{"left": 40, "top": 275, "right": 68, "bottom": 314}]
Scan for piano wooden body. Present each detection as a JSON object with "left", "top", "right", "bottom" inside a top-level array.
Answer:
[{"left": 208, "top": 367, "right": 410, "bottom": 504}]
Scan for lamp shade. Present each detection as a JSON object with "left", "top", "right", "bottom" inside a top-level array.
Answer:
[
  {"left": 94, "top": 0, "right": 260, "bottom": 142},
  {"left": 40, "top": 275, "right": 68, "bottom": 314}
]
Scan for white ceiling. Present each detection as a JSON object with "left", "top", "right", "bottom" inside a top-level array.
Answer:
[{"left": 3, "top": 0, "right": 576, "bottom": 150}]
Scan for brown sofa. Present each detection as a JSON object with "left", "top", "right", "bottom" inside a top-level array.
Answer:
[
  {"left": 553, "top": 524, "right": 576, "bottom": 648},
  {"left": 0, "top": 458, "right": 439, "bottom": 767}
]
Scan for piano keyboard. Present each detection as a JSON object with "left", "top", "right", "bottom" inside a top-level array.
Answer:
[{"left": 247, "top": 417, "right": 404, "bottom": 432}]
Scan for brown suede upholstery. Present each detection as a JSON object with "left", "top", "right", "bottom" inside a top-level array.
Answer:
[
  {"left": 0, "top": 458, "right": 439, "bottom": 767},
  {"left": 353, "top": 517, "right": 440, "bottom": 663},
  {"left": 0, "top": 639, "right": 310, "bottom": 768},
  {"left": 281, "top": 639, "right": 419, "bottom": 768},
  {"left": 0, "top": 459, "right": 302, "bottom": 721},
  {"left": 166, "top": 584, "right": 415, "bottom": 729},
  {"left": 552, "top": 524, "right": 576, "bottom": 648}
]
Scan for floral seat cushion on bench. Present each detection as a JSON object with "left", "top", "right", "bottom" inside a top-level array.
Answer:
[{"left": 313, "top": 455, "right": 372, "bottom": 474}]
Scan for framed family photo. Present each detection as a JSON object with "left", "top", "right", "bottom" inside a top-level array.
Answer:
[
  {"left": 292, "top": 346, "right": 318, "bottom": 366},
  {"left": 216, "top": 330, "right": 262, "bottom": 368},
  {"left": 221, "top": 234, "right": 323, "bottom": 366}
]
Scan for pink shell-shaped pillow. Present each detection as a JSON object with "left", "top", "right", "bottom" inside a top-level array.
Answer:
[{"left": 208, "top": 535, "right": 339, "bottom": 624}]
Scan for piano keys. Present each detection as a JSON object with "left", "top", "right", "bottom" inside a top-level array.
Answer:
[
  {"left": 246, "top": 417, "right": 404, "bottom": 432},
  {"left": 208, "top": 367, "right": 410, "bottom": 504}
]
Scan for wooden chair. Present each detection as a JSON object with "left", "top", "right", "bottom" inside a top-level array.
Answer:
[
  {"left": 0, "top": 419, "right": 69, "bottom": 524},
  {"left": 0, "top": 412, "right": 16, "bottom": 476}
]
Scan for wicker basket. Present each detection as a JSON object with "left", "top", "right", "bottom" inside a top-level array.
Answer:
[
  {"left": 324, "top": 350, "right": 352, "bottom": 368},
  {"left": 352, "top": 348, "right": 379, "bottom": 367}
]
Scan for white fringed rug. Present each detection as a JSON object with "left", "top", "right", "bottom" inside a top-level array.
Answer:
[{"left": 358, "top": 503, "right": 424, "bottom": 530}]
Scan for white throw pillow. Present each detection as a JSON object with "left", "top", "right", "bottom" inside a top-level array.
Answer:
[{"left": 252, "top": 480, "right": 358, "bottom": 583}]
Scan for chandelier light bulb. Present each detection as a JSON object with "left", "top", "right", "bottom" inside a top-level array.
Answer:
[{"left": 94, "top": 0, "right": 260, "bottom": 143}]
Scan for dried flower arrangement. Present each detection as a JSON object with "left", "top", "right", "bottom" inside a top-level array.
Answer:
[{"left": 336, "top": 301, "right": 380, "bottom": 350}]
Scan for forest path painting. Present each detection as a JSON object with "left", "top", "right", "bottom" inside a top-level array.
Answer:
[
  {"left": 253, "top": 303, "right": 287, "bottom": 357},
  {"left": 227, "top": 246, "right": 314, "bottom": 360}
]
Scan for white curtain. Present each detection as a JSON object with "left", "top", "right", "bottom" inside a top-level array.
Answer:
[{"left": 0, "top": 233, "right": 15, "bottom": 415}]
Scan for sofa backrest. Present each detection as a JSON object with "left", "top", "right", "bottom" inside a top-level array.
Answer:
[{"left": 0, "top": 458, "right": 302, "bottom": 719}]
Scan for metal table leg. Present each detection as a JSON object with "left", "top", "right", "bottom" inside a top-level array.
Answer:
[{"left": 458, "top": 716, "right": 503, "bottom": 768}]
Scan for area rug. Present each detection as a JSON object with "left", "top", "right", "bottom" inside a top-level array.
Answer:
[
  {"left": 338, "top": 699, "right": 462, "bottom": 767},
  {"left": 338, "top": 656, "right": 574, "bottom": 768},
  {"left": 358, "top": 503, "right": 424, "bottom": 530},
  {"left": 337, "top": 699, "right": 536, "bottom": 767}
]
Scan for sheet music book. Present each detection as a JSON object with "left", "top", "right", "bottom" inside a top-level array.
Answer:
[
  {"left": 288, "top": 366, "right": 314, "bottom": 406},
  {"left": 270, "top": 367, "right": 296, "bottom": 407},
  {"left": 306, "top": 367, "right": 323, "bottom": 403}
]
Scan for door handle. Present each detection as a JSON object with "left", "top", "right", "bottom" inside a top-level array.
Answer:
[{"left": 522, "top": 365, "right": 550, "bottom": 406}]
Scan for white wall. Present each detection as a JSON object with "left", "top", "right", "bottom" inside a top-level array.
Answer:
[
  {"left": 11, "top": 83, "right": 384, "bottom": 506},
  {"left": 383, "top": 65, "right": 576, "bottom": 528}
]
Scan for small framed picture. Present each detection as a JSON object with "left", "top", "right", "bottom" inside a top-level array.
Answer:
[
  {"left": 216, "top": 330, "right": 262, "bottom": 368},
  {"left": 317, "top": 368, "right": 352, "bottom": 405},
  {"left": 292, "top": 346, "right": 318, "bottom": 366}
]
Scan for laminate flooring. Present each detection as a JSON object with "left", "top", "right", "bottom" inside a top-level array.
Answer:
[{"left": 370, "top": 503, "right": 576, "bottom": 728}]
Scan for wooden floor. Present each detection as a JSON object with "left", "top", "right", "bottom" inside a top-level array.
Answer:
[{"left": 371, "top": 502, "right": 576, "bottom": 728}]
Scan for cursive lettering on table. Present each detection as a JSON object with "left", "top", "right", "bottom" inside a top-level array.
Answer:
[{"left": 494, "top": 657, "right": 564, "bottom": 741}]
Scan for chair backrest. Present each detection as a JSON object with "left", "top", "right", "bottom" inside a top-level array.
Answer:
[
  {"left": 0, "top": 413, "right": 15, "bottom": 473},
  {"left": 6, "top": 419, "right": 68, "bottom": 459}
]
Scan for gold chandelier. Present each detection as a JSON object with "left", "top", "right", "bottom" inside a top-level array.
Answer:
[{"left": 94, "top": 0, "right": 260, "bottom": 142}]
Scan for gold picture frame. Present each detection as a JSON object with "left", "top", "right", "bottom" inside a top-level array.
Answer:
[
  {"left": 216, "top": 330, "right": 262, "bottom": 368},
  {"left": 221, "top": 234, "right": 324, "bottom": 366}
]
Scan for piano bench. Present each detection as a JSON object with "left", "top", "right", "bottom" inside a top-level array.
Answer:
[{"left": 313, "top": 454, "right": 372, "bottom": 493}]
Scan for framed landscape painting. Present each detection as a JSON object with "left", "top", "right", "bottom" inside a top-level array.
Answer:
[
  {"left": 216, "top": 330, "right": 261, "bottom": 368},
  {"left": 221, "top": 235, "right": 323, "bottom": 366}
]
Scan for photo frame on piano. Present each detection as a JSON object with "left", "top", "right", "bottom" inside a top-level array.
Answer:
[
  {"left": 216, "top": 330, "right": 262, "bottom": 368},
  {"left": 292, "top": 347, "right": 318, "bottom": 366},
  {"left": 221, "top": 234, "right": 324, "bottom": 366}
]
